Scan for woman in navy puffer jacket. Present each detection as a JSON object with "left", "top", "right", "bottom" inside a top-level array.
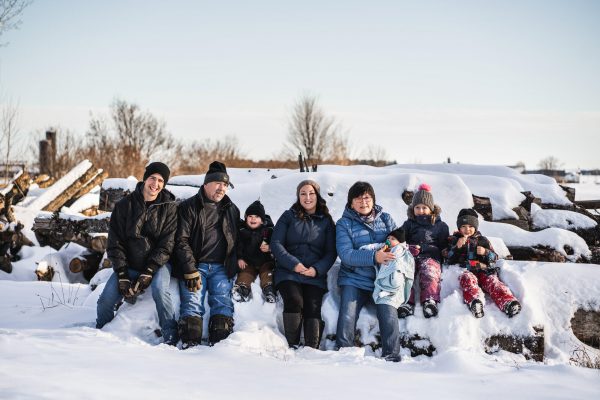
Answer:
[
  {"left": 271, "top": 179, "right": 336, "bottom": 349},
  {"left": 335, "top": 181, "right": 401, "bottom": 362}
]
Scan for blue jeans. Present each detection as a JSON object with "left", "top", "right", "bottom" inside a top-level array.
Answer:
[
  {"left": 96, "top": 264, "right": 178, "bottom": 343},
  {"left": 179, "top": 263, "right": 234, "bottom": 319},
  {"left": 336, "top": 285, "right": 400, "bottom": 358}
]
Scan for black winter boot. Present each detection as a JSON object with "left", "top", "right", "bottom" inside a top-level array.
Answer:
[
  {"left": 0, "top": 256, "right": 12, "bottom": 273},
  {"left": 469, "top": 299, "right": 484, "bottom": 318},
  {"left": 262, "top": 284, "right": 276, "bottom": 303},
  {"left": 504, "top": 300, "right": 521, "bottom": 318},
  {"left": 282, "top": 312, "right": 302, "bottom": 348},
  {"left": 208, "top": 314, "right": 234, "bottom": 344},
  {"left": 179, "top": 316, "right": 203, "bottom": 349},
  {"left": 303, "top": 318, "right": 324, "bottom": 349}
]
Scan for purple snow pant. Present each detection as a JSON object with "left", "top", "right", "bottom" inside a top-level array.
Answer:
[{"left": 408, "top": 257, "right": 441, "bottom": 305}]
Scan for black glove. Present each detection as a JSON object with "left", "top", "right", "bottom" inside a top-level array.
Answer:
[
  {"left": 184, "top": 270, "right": 201, "bottom": 292},
  {"left": 117, "top": 269, "right": 134, "bottom": 297},
  {"left": 132, "top": 267, "right": 154, "bottom": 293}
]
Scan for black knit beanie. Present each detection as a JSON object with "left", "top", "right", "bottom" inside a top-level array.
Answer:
[
  {"left": 457, "top": 208, "right": 479, "bottom": 230},
  {"left": 388, "top": 228, "right": 406, "bottom": 243},
  {"left": 143, "top": 162, "right": 170, "bottom": 184},
  {"left": 204, "top": 161, "right": 234, "bottom": 188},
  {"left": 245, "top": 200, "right": 266, "bottom": 221}
]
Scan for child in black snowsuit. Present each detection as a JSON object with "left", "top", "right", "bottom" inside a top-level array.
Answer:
[
  {"left": 233, "top": 200, "right": 276, "bottom": 303},
  {"left": 446, "top": 208, "right": 521, "bottom": 318}
]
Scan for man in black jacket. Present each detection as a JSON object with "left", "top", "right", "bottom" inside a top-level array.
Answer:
[
  {"left": 175, "top": 161, "right": 240, "bottom": 347},
  {"left": 96, "top": 162, "right": 178, "bottom": 345}
]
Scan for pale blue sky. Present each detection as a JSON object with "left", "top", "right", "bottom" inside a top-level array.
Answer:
[{"left": 1, "top": 0, "right": 599, "bottom": 168}]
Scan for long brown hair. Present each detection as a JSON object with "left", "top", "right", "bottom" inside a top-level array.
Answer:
[{"left": 292, "top": 179, "right": 333, "bottom": 222}]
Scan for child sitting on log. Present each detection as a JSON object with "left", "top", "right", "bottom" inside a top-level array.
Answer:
[{"left": 446, "top": 208, "right": 521, "bottom": 318}]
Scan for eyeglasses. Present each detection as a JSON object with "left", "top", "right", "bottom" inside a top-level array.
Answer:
[{"left": 353, "top": 195, "right": 373, "bottom": 203}]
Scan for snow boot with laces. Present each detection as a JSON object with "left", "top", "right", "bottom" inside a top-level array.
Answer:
[{"left": 469, "top": 299, "right": 484, "bottom": 318}]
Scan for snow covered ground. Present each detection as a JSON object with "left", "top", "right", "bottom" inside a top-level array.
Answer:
[{"left": 1, "top": 164, "right": 600, "bottom": 399}]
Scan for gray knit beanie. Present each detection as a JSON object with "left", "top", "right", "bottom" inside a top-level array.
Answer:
[{"left": 411, "top": 183, "right": 435, "bottom": 211}]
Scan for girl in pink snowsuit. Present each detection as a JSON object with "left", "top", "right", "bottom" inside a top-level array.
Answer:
[
  {"left": 399, "top": 184, "right": 449, "bottom": 318},
  {"left": 447, "top": 208, "right": 521, "bottom": 318}
]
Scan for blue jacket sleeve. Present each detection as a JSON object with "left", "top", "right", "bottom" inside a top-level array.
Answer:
[
  {"left": 270, "top": 211, "right": 301, "bottom": 272},
  {"left": 336, "top": 218, "right": 376, "bottom": 268}
]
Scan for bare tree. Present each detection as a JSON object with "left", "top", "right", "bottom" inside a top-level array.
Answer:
[
  {"left": 538, "top": 156, "right": 563, "bottom": 170},
  {"left": 174, "top": 135, "right": 245, "bottom": 175},
  {"left": 0, "top": 0, "right": 32, "bottom": 44},
  {"left": 1, "top": 98, "right": 19, "bottom": 180},
  {"left": 361, "top": 144, "right": 389, "bottom": 167},
  {"left": 286, "top": 94, "right": 346, "bottom": 165},
  {"left": 86, "top": 99, "right": 176, "bottom": 178}
]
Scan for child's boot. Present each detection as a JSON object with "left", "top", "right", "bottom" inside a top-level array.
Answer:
[
  {"left": 397, "top": 303, "right": 414, "bottom": 318},
  {"left": 504, "top": 300, "right": 521, "bottom": 318},
  {"left": 262, "top": 284, "right": 276, "bottom": 303},
  {"left": 422, "top": 299, "right": 438, "bottom": 318},
  {"left": 232, "top": 284, "right": 252, "bottom": 302},
  {"left": 469, "top": 299, "right": 484, "bottom": 318}
]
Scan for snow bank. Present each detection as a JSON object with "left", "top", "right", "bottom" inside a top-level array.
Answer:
[{"left": 530, "top": 204, "right": 597, "bottom": 230}]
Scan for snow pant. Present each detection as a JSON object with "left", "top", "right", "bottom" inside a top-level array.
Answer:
[
  {"left": 459, "top": 270, "right": 517, "bottom": 312},
  {"left": 96, "top": 264, "right": 178, "bottom": 343},
  {"left": 277, "top": 280, "right": 326, "bottom": 348},
  {"left": 408, "top": 257, "right": 442, "bottom": 305},
  {"left": 336, "top": 285, "right": 401, "bottom": 359},
  {"left": 235, "top": 261, "right": 274, "bottom": 289},
  {"left": 179, "top": 262, "right": 234, "bottom": 319}
]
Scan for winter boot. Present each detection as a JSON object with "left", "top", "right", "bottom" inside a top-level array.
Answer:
[
  {"left": 469, "top": 299, "right": 484, "bottom": 318},
  {"left": 208, "top": 314, "right": 234, "bottom": 345},
  {"left": 0, "top": 256, "right": 12, "bottom": 273},
  {"left": 232, "top": 284, "right": 252, "bottom": 302},
  {"left": 282, "top": 312, "right": 303, "bottom": 348},
  {"left": 422, "top": 299, "right": 438, "bottom": 318},
  {"left": 504, "top": 300, "right": 522, "bottom": 318},
  {"left": 397, "top": 303, "right": 414, "bottom": 319},
  {"left": 303, "top": 318, "right": 324, "bottom": 349},
  {"left": 384, "top": 353, "right": 402, "bottom": 363},
  {"left": 179, "top": 316, "right": 203, "bottom": 349},
  {"left": 262, "top": 284, "right": 276, "bottom": 303}
]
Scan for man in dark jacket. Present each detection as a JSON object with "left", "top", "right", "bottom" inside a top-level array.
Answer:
[
  {"left": 96, "top": 162, "right": 178, "bottom": 345},
  {"left": 175, "top": 161, "right": 240, "bottom": 347}
]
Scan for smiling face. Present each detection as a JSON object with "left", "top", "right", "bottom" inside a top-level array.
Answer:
[
  {"left": 204, "top": 181, "right": 228, "bottom": 202},
  {"left": 413, "top": 203, "right": 432, "bottom": 216},
  {"left": 246, "top": 214, "right": 263, "bottom": 229},
  {"left": 142, "top": 173, "right": 164, "bottom": 201},
  {"left": 351, "top": 192, "right": 374, "bottom": 216},
  {"left": 459, "top": 224, "right": 476, "bottom": 237},
  {"left": 298, "top": 184, "right": 318, "bottom": 214}
]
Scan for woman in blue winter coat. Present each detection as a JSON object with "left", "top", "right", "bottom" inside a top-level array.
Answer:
[
  {"left": 335, "top": 181, "right": 401, "bottom": 362},
  {"left": 271, "top": 179, "right": 337, "bottom": 349}
]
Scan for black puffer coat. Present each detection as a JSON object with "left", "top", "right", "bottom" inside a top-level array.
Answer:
[
  {"left": 107, "top": 182, "right": 177, "bottom": 274},
  {"left": 401, "top": 205, "right": 450, "bottom": 263},
  {"left": 237, "top": 215, "right": 274, "bottom": 267},
  {"left": 174, "top": 189, "right": 240, "bottom": 278}
]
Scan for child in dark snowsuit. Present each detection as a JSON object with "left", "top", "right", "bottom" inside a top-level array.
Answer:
[
  {"left": 233, "top": 200, "right": 276, "bottom": 303},
  {"left": 399, "top": 183, "right": 449, "bottom": 318},
  {"left": 446, "top": 208, "right": 521, "bottom": 318}
]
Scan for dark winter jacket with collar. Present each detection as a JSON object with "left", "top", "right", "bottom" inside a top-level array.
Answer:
[
  {"left": 336, "top": 205, "right": 397, "bottom": 291},
  {"left": 107, "top": 182, "right": 177, "bottom": 274},
  {"left": 173, "top": 188, "right": 240, "bottom": 279},
  {"left": 401, "top": 205, "right": 450, "bottom": 263},
  {"left": 237, "top": 215, "right": 274, "bottom": 267},
  {"left": 446, "top": 231, "right": 498, "bottom": 273},
  {"left": 271, "top": 207, "right": 337, "bottom": 290}
]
